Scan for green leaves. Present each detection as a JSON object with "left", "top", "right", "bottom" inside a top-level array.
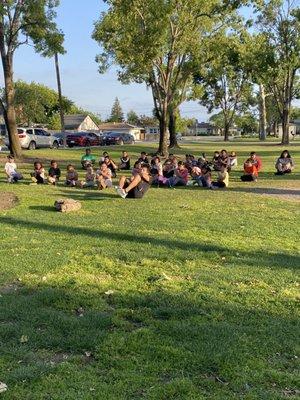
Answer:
[{"left": 12, "top": 80, "right": 73, "bottom": 127}]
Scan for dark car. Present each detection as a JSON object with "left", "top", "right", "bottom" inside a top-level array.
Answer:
[
  {"left": 103, "top": 132, "right": 135, "bottom": 146},
  {"left": 52, "top": 132, "right": 66, "bottom": 146},
  {"left": 66, "top": 132, "right": 101, "bottom": 147}
]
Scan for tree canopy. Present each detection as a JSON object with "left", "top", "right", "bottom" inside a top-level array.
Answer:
[
  {"left": 108, "top": 97, "right": 124, "bottom": 123},
  {"left": 0, "top": 0, "right": 64, "bottom": 156}
]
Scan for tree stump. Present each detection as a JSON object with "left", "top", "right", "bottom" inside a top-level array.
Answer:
[{"left": 54, "top": 198, "right": 82, "bottom": 213}]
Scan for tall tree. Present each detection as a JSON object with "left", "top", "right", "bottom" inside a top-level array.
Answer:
[
  {"left": 93, "top": 0, "right": 240, "bottom": 155},
  {"left": 0, "top": 0, "right": 64, "bottom": 157},
  {"left": 108, "top": 97, "right": 124, "bottom": 122},
  {"left": 127, "top": 110, "right": 139, "bottom": 125},
  {"left": 11, "top": 80, "right": 72, "bottom": 126},
  {"left": 196, "top": 32, "right": 254, "bottom": 141},
  {"left": 255, "top": 0, "right": 300, "bottom": 145}
]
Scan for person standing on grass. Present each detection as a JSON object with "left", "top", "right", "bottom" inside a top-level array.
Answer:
[
  {"left": 116, "top": 164, "right": 152, "bottom": 199},
  {"left": 4, "top": 155, "right": 23, "bottom": 183},
  {"left": 275, "top": 150, "right": 295, "bottom": 175}
]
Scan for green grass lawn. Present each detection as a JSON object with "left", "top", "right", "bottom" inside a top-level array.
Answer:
[{"left": 0, "top": 141, "right": 299, "bottom": 399}]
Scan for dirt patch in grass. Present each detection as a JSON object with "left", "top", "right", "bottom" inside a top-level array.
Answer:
[
  {"left": 0, "top": 281, "right": 23, "bottom": 294},
  {"left": 0, "top": 192, "right": 19, "bottom": 211}
]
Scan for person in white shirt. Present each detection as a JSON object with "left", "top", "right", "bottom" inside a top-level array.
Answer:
[{"left": 4, "top": 155, "right": 23, "bottom": 183}]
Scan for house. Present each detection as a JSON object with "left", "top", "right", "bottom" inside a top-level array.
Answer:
[
  {"left": 98, "top": 122, "right": 143, "bottom": 140},
  {"left": 292, "top": 119, "right": 300, "bottom": 134},
  {"left": 276, "top": 123, "right": 297, "bottom": 139},
  {"left": 64, "top": 114, "right": 99, "bottom": 132},
  {"left": 188, "top": 121, "right": 220, "bottom": 136},
  {"left": 143, "top": 126, "right": 160, "bottom": 141}
]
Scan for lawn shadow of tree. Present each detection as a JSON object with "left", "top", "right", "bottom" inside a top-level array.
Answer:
[
  {"left": 0, "top": 283, "right": 298, "bottom": 398},
  {"left": 0, "top": 216, "right": 298, "bottom": 271}
]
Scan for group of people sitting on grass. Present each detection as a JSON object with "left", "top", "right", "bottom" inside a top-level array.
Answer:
[{"left": 3, "top": 148, "right": 295, "bottom": 199}]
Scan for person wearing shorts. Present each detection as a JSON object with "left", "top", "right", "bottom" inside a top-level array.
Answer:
[{"left": 116, "top": 164, "right": 152, "bottom": 199}]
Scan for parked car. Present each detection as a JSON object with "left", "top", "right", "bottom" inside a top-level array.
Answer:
[
  {"left": 5, "top": 128, "right": 60, "bottom": 150},
  {"left": 66, "top": 132, "right": 101, "bottom": 147},
  {"left": 102, "top": 132, "right": 135, "bottom": 146},
  {"left": 52, "top": 132, "right": 66, "bottom": 146}
]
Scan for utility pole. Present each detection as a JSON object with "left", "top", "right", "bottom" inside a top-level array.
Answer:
[{"left": 54, "top": 52, "right": 66, "bottom": 147}]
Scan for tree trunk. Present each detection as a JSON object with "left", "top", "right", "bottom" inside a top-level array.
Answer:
[
  {"left": 168, "top": 109, "right": 180, "bottom": 149},
  {"left": 224, "top": 122, "right": 230, "bottom": 142},
  {"left": 281, "top": 108, "right": 290, "bottom": 145},
  {"left": 259, "top": 83, "right": 267, "bottom": 141},
  {"left": 54, "top": 53, "right": 66, "bottom": 146},
  {"left": 4, "top": 60, "right": 22, "bottom": 158},
  {"left": 158, "top": 104, "right": 169, "bottom": 156}
]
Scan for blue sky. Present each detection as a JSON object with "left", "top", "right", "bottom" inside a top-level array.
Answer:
[{"left": 0, "top": 0, "right": 208, "bottom": 121}]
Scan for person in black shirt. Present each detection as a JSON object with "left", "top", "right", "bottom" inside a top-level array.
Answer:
[
  {"left": 119, "top": 151, "right": 131, "bottom": 170},
  {"left": 116, "top": 164, "right": 152, "bottom": 199},
  {"left": 48, "top": 160, "right": 61, "bottom": 185},
  {"left": 137, "top": 151, "right": 149, "bottom": 164},
  {"left": 104, "top": 156, "right": 118, "bottom": 178}
]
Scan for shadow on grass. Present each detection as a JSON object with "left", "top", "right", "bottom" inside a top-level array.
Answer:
[
  {"left": 57, "top": 189, "right": 119, "bottom": 200},
  {"left": 0, "top": 283, "right": 298, "bottom": 398},
  {"left": 28, "top": 205, "right": 56, "bottom": 212},
  {"left": 0, "top": 216, "right": 298, "bottom": 270},
  {"left": 227, "top": 187, "right": 300, "bottom": 197}
]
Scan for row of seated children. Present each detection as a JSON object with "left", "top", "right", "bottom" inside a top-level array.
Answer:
[{"left": 4, "top": 149, "right": 295, "bottom": 194}]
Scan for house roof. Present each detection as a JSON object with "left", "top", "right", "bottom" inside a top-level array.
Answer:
[
  {"left": 98, "top": 122, "right": 139, "bottom": 130},
  {"left": 64, "top": 114, "right": 88, "bottom": 130},
  {"left": 196, "top": 122, "right": 216, "bottom": 129}
]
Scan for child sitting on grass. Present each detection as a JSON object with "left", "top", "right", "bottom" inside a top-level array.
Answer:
[
  {"left": 81, "top": 165, "right": 95, "bottom": 188},
  {"left": 168, "top": 161, "right": 189, "bottom": 187},
  {"left": 137, "top": 151, "right": 149, "bottom": 165},
  {"left": 132, "top": 161, "right": 142, "bottom": 176},
  {"left": 30, "top": 161, "right": 45, "bottom": 184},
  {"left": 4, "top": 155, "right": 23, "bottom": 183},
  {"left": 104, "top": 156, "right": 117, "bottom": 178},
  {"left": 189, "top": 166, "right": 202, "bottom": 186},
  {"left": 96, "top": 162, "right": 113, "bottom": 190},
  {"left": 275, "top": 150, "right": 295, "bottom": 175},
  {"left": 212, "top": 165, "right": 229, "bottom": 188},
  {"left": 116, "top": 164, "right": 152, "bottom": 199},
  {"left": 228, "top": 151, "right": 238, "bottom": 169},
  {"left": 65, "top": 164, "right": 79, "bottom": 187},
  {"left": 199, "top": 165, "right": 212, "bottom": 188},
  {"left": 48, "top": 160, "right": 61, "bottom": 185},
  {"left": 81, "top": 148, "right": 96, "bottom": 169},
  {"left": 241, "top": 159, "right": 258, "bottom": 182},
  {"left": 119, "top": 151, "right": 131, "bottom": 170}
]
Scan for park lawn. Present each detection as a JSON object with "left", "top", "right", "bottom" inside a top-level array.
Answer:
[{"left": 0, "top": 141, "right": 299, "bottom": 400}]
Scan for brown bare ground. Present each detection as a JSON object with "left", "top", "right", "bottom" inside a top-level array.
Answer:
[{"left": 0, "top": 192, "right": 19, "bottom": 211}]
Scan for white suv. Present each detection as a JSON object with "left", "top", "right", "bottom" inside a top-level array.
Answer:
[{"left": 5, "top": 128, "right": 60, "bottom": 150}]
